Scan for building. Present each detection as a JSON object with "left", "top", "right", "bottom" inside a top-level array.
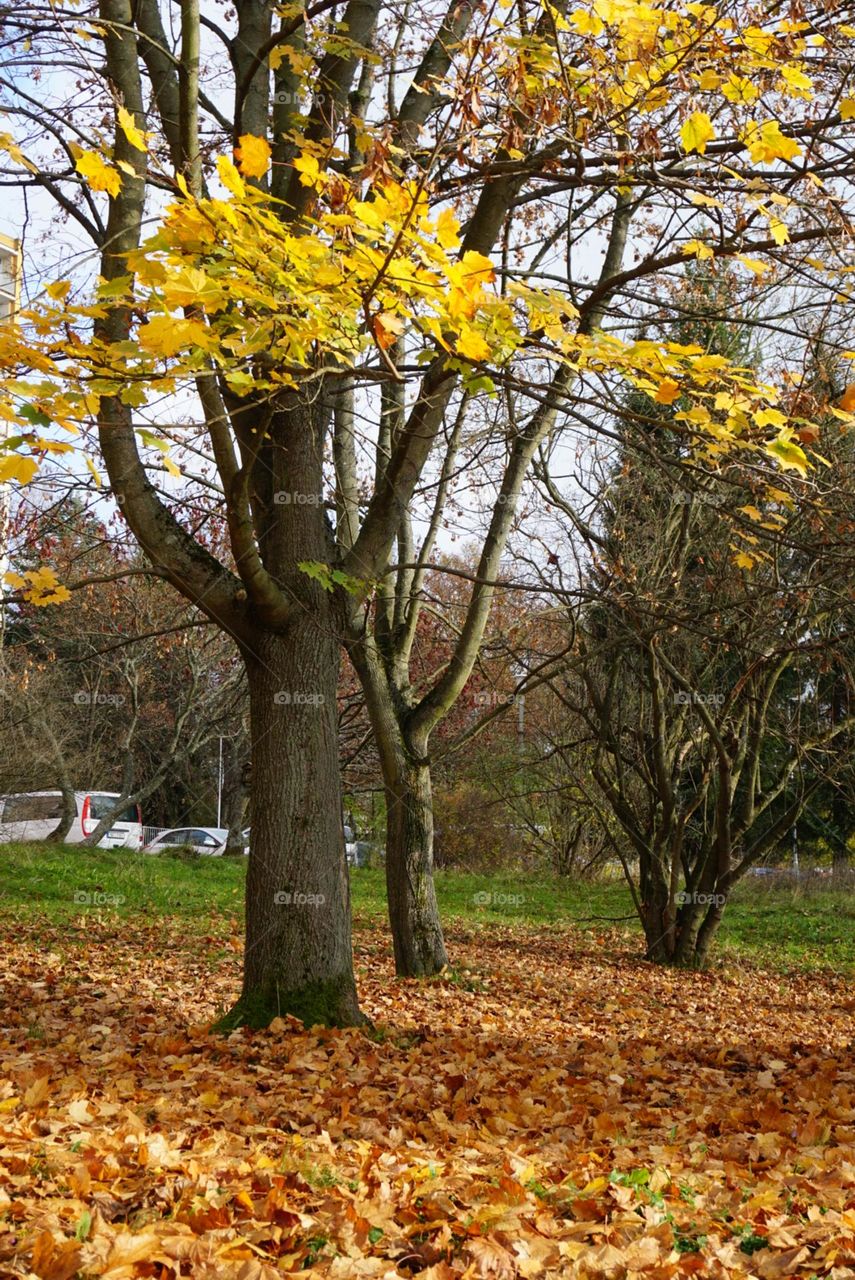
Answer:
[{"left": 0, "top": 233, "right": 22, "bottom": 644}]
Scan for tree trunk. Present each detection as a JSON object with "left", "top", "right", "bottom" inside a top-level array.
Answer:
[
  {"left": 349, "top": 635, "right": 448, "bottom": 977},
  {"left": 221, "top": 619, "right": 364, "bottom": 1029},
  {"left": 385, "top": 746, "right": 448, "bottom": 976}
]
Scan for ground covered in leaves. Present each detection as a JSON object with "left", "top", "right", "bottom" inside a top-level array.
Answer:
[{"left": 0, "top": 914, "right": 853, "bottom": 1279}]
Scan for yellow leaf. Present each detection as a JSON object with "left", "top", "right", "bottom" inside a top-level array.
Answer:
[
  {"left": 0, "top": 1096, "right": 20, "bottom": 1113},
  {"left": 46, "top": 280, "right": 72, "bottom": 300},
  {"left": 654, "top": 377, "right": 681, "bottom": 404},
  {"left": 766, "top": 437, "right": 808, "bottom": 475},
  {"left": 75, "top": 150, "right": 122, "bottom": 198},
  {"left": 118, "top": 106, "right": 147, "bottom": 152},
  {"left": 292, "top": 152, "right": 321, "bottom": 189},
  {"left": 216, "top": 155, "right": 246, "bottom": 198},
  {"left": 738, "top": 504, "right": 763, "bottom": 521},
  {"left": 456, "top": 328, "right": 491, "bottom": 362},
  {"left": 682, "top": 239, "right": 714, "bottom": 260},
  {"left": 768, "top": 216, "right": 789, "bottom": 246},
  {"left": 163, "top": 456, "right": 181, "bottom": 478},
  {"left": 733, "top": 550, "right": 755, "bottom": 570},
  {"left": 689, "top": 191, "right": 723, "bottom": 208},
  {"left": 435, "top": 207, "right": 461, "bottom": 250},
  {"left": 458, "top": 250, "right": 496, "bottom": 284},
  {"left": 754, "top": 407, "right": 787, "bottom": 429},
  {"left": 138, "top": 315, "right": 210, "bottom": 358},
  {"left": 15, "top": 568, "right": 71, "bottom": 605},
  {"left": 736, "top": 255, "right": 770, "bottom": 275},
  {"left": 570, "top": 7, "right": 604, "bottom": 35},
  {"left": 0, "top": 455, "right": 38, "bottom": 484},
  {"left": 84, "top": 455, "right": 102, "bottom": 487},
  {"left": 742, "top": 120, "right": 802, "bottom": 164},
  {"left": 778, "top": 65, "right": 813, "bottom": 97},
  {"left": 841, "top": 99, "right": 855, "bottom": 120},
  {"left": 235, "top": 134, "right": 271, "bottom": 179},
  {"left": 680, "top": 111, "right": 715, "bottom": 156}
]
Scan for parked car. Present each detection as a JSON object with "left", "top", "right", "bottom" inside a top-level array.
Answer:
[
  {"left": 0, "top": 790, "right": 143, "bottom": 850},
  {"left": 143, "top": 827, "right": 229, "bottom": 856}
]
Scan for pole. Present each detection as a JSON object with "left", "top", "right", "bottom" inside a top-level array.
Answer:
[{"left": 217, "top": 735, "right": 224, "bottom": 827}]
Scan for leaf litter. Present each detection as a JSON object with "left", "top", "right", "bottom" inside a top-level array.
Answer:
[{"left": 0, "top": 916, "right": 852, "bottom": 1278}]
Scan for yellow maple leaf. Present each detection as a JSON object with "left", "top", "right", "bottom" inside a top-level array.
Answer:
[
  {"left": 215, "top": 155, "right": 246, "bottom": 198},
  {"left": 683, "top": 239, "right": 714, "bottom": 260},
  {"left": 841, "top": 99, "right": 855, "bottom": 120},
  {"left": 766, "top": 436, "right": 808, "bottom": 475},
  {"left": 75, "top": 150, "right": 122, "bottom": 198},
  {"left": 768, "top": 216, "right": 789, "bottom": 246},
  {"left": 742, "top": 120, "right": 802, "bottom": 164},
  {"left": 46, "top": 280, "right": 72, "bottom": 300},
  {"left": 570, "top": 7, "right": 604, "bottom": 35},
  {"left": 736, "top": 255, "right": 770, "bottom": 275},
  {"left": 0, "top": 455, "right": 38, "bottom": 484},
  {"left": 456, "top": 328, "right": 491, "bottom": 362},
  {"left": 778, "top": 65, "right": 813, "bottom": 97},
  {"left": 7, "top": 567, "right": 71, "bottom": 605},
  {"left": 138, "top": 315, "right": 210, "bottom": 358},
  {"left": 292, "top": 152, "right": 321, "bottom": 189},
  {"left": 680, "top": 111, "right": 715, "bottom": 156},
  {"left": 733, "top": 550, "right": 755, "bottom": 570},
  {"left": 118, "top": 106, "right": 147, "bottom": 152},
  {"left": 435, "top": 208, "right": 461, "bottom": 250},
  {"left": 654, "top": 377, "right": 681, "bottom": 404},
  {"left": 236, "top": 134, "right": 271, "bottom": 179}
]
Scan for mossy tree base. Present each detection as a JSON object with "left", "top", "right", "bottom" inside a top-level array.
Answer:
[{"left": 214, "top": 974, "right": 368, "bottom": 1032}]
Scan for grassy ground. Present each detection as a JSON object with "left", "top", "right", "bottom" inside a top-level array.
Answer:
[{"left": 0, "top": 841, "right": 852, "bottom": 973}]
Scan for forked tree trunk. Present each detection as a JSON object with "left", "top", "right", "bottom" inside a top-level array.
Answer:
[
  {"left": 220, "top": 618, "right": 364, "bottom": 1029},
  {"left": 639, "top": 854, "right": 729, "bottom": 969},
  {"left": 349, "top": 636, "right": 448, "bottom": 977},
  {"left": 385, "top": 748, "right": 448, "bottom": 977}
]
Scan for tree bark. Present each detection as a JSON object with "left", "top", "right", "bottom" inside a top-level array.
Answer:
[
  {"left": 385, "top": 746, "right": 448, "bottom": 977},
  {"left": 221, "top": 618, "right": 364, "bottom": 1028},
  {"left": 348, "top": 633, "right": 448, "bottom": 976}
]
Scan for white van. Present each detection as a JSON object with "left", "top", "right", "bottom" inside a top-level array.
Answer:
[{"left": 0, "top": 791, "right": 143, "bottom": 850}]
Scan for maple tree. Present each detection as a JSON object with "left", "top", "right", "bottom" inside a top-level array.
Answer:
[{"left": 2, "top": 0, "right": 855, "bottom": 1019}]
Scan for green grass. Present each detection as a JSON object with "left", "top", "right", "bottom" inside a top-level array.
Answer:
[{"left": 0, "top": 843, "right": 852, "bottom": 974}]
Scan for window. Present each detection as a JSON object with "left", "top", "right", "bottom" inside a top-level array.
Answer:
[
  {"left": 89, "top": 794, "right": 140, "bottom": 823},
  {"left": 1, "top": 793, "right": 63, "bottom": 822}
]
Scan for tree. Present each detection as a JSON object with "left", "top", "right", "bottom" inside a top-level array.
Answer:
[
  {"left": 1, "top": 488, "right": 246, "bottom": 835},
  {"left": 1, "top": 0, "right": 853, "bottom": 1019},
  {"left": 534, "top": 271, "right": 855, "bottom": 965}
]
